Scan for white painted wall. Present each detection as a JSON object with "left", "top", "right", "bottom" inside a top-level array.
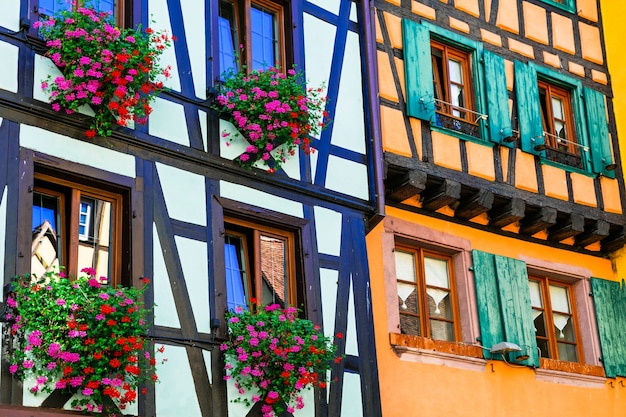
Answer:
[{"left": 156, "top": 162, "right": 207, "bottom": 226}]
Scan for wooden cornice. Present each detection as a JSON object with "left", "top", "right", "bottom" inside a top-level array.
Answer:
[{"left": 384, "top": 153, "right": 626, "bottom": 255}]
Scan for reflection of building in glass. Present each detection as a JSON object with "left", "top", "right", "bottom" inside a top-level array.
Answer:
[{"left": 31, "top": 220, "right": 60, "bottom": 277}]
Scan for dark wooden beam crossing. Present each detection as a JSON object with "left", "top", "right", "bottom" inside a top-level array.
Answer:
[
  {"left": 575, "top": 220, "right": 610, "bottom": 248},
  {"left": 601, "top": 228, "right": 626, "bottom": 253},
  {"left": 421, "top": 179, "right": 461, "bottom": 211},
  {"left": 386, "top": 170, "right": 427, "bottom": 202},
  {"left": 519, "top": 207, "right": 557, "bottom": 235},
  {"left": 488, "top": 197, "right": 526, "bottom": 228},
  {"left": 455, "top": 189, "right": 494, "bottom": 220},
  {"left": 548, "top": 213, "right": 585, "bottom": 242}
]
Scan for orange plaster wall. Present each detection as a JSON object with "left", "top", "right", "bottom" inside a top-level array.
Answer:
[{"left": 367, "top": 206, "right": 622, "bottom": 417}]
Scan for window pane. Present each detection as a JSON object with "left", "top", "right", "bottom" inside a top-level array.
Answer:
[
  {"left": 77, "top": 198, "right": 113, "bottom": 282},
  {"left": 557, "top": 342, "right": 578, "bottom": 362},
  {"left": 250, "top": 5, "right": 277, "bottom": 70},
  {"left": 424, "top": 256, "right": 449, "bottom": 288},
  {"left": 533, "top": 311, "right": 548, "bottom": 338},
  {"left": 225, "top": 236, "right": 248, "bottom": 310},
  {"left": 92, "top": 0, "right": 115, "bottom": 15},
  {"left": 427, "top": 289, "right": 452, "bottom": 319},
  {"left": 399, "top": 313, "right": 420, "bottom": 336},
  {"left": 219, "top": 0, "right": 238, "bottom": 75},
  {"left": 32, "top": 192, "right": 62, "bottom": 276},
  {"left": 398, "top": 282, "right": 419, "bottom": 314},
  {"left": 259, "top": 234, "right": 288, "bottom": 307},
  {"left": 38, "top": 0, "right": 71, "bottom": 16},
  {"left": 395, "top": 250, "right": 416, "bottom": 282},
  {"left": 537, "top": 338, "right": 550, "bottom": 359},
  {"left": 429, "top": 319, "right": 454, "bottom": 341},
  {"left": 78, "top": 198, "right": 94, "bottom": 242},
  {"left": 553, "top": 312, "right": 576, "bottom": 342},
  {"left": 448, "top": 59, "right": 463, "bottom": 84},
  {"left": 549, "top": 284, "right": 571, "bottom": 313},
  {"left": 529, "top": 280, "right": 543, "bottom": 308}
]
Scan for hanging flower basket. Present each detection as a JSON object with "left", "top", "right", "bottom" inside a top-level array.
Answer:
[
  {"left": 221, "top": 302, "right": 340, "bottom": 417},
  {"left": 34, "top": 7, "right": 173, "bottom": 138},
  {"left": 213, "top": 67, "right": 329, "bottom": 173},
  {"left": 6, "top": 268, "right": 163, "bottom": 415}
]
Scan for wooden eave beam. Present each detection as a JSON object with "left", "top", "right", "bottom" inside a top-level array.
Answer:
[
  {"left": 574, "top": 220, "right": 610, "bottom": 248},
  {"left": 488, "top": 197, "right": 526, "bottom": 228},
  {"left": 420, "top": 179, "right": 461, "bottom": 211},
  {"left": 547, "top": 213, "right": 585, "bottom": 242},
  {"left": 519, "top": 207, "right": 557, "bottom": 235},
  {"left": 386, "top": 170, "right": 427, "bottom": 202},
  {"left": 455, "top": 189, "right": 494, "bottom": 220},
  {"left": 600, "top": 227, "right": 625, "bottom": 253}
]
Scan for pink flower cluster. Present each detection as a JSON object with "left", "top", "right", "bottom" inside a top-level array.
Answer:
[
  {"left": 215, "top": 67, "right": 329, "bottom": 173},
  {"left": 35, "top": 6, "right": 172, "bottom": 138},
  {"left": 222, "top": 302, "right": 339, "bottom": 416}
]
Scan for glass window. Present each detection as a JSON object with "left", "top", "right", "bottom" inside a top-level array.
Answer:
[
  {"left": 395, "top": 245, "right": 458, "bottom": 342},
  {"left": 224, "top": 217, "right": 297, "bottom": 310},
  {"left": 431, "top": 41, "right": 479, "bottom": 138},
  {"left": 538, "top": 80, "right": 582, "bottom": 168},
  {"left": 38, "top": 0, "right": 122, "bottom": 26},
  {"left": 218, "top": 0, "right": 285, "bottom": 74},
  {"left": 529, "top": 276, "right": 581, "bottom": 362},
  {"left": 31, "top": 171, "right": 127, "bottom": 285}
]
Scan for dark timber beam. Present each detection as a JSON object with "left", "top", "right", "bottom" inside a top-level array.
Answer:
[
  {"left": 547, "top": 213, "right": 585, "bottom": 242},
  {"left": 519, "top": 207, "right": 557, "bottom": 235},
  {"left": 420, "top": 179, "right": 461, "bottom": 211},
  {"left": 574, "top": 220, "right": 610, "bottom": 248},
  {"left": 386, "top": 170, "right": 427, "bottom": 202},
  {"left": 488, "top": 197, "right": 525, "bottom": 228},
  {"left": 455, "top": 189, "right": 494, "bottom": 220},
  {"left": 601, "top": 227, "right": 625, "bottom": 253}
]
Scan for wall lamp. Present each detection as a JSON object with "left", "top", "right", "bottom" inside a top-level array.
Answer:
[{"left": 490, "top": 342, "right": 529, "bottom": 361}]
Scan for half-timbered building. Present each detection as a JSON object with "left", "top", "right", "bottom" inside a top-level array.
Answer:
[
  {"left": 0, "top": 0, "right": 383, "bottom": 416},
  {"left": 367, "top": 0, "right": 626, "bottom": 415}
]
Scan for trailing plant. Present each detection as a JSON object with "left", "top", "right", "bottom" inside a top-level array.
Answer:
[
  {"left": 221, "top": 301, "right": 340, "bottom": 417},
  {"left": 214, "top": 66, "right": 329, "bottom": 173},
  {"left": 34, "top": 5, "right": 172, "bottom": 138},
  {"left": 6, "top": 268, "right": 163, "bottom": 415}
]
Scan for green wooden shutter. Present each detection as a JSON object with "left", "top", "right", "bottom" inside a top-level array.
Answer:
[
  {"left": 402, "top": 19, "right": 435, "bottom": 122},
  {"left": 472, "top": 250, "right": 504, "bottom": 360},
  {"left": 472, "top": 250, "right": 539, "bottom": 366},
  {"left": 483, "top": 50, "right": 512, "bottom": 146},
  {"left": 584, "top": 88, "right": 615, "bottom": 178},
  {"left": 590, "top": 277, "right": 626, "bottom": 378},
  {"left": 514, "top": 61, "right": 544, "bottom": 155},
  {"left": 493, "top": 255, "right": 538, "bottom": 367}
]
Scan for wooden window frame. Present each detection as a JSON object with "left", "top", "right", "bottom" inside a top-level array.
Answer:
[
  {"left": 538, "top": 80, "right": 579, "bottom": 156},
  {"left": 34, "top": 0, "right": 128, "bottom": 28},
  {"left": 529, "top": 275, "right": 583, "bottom": 363},
  {"left": 218, "top": 0, "right": 289, "bottom": 72},
  {"left": 225, "top": 216, "right": 297, "bottom": 309},
  {"left": 395, "top": 244, "right": 461, "bottom": 342},
  {"left": 431, "top": 40, "right": 476, "bottom": 125},
  {"left": 32, "top": 168, "right": 128, "bottom": 286}
]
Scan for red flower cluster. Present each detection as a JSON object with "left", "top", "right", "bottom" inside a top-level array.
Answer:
[
  {"left": 214, "top": 66, "right": 329, "bottom": 173},
  {"left": 222, "top": 303, "right": 340, "bottom": 416},
  {"left": 7, "top": 268, "right": 164, "bottom": 414},
  {"left": 35, "top": 7, "right": 172, "bottom": 138}
]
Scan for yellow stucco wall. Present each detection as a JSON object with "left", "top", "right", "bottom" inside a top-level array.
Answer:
[{"left": 601, "top": 0, "right": 626, "bottom": 278}]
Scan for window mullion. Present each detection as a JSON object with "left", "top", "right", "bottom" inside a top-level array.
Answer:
[{"left": 416, "top": 248, "right": 430, "bottom": 338}]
